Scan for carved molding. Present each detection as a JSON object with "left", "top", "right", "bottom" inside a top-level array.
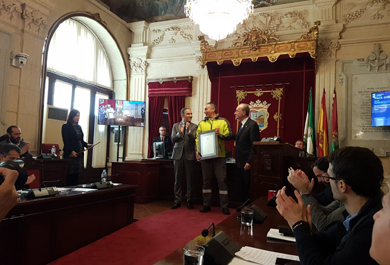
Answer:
[
  {"left": 21, "top": 4, "right": 47, "bottom": 34},
  {"left": 195, "top": 56, "right": 203, "bottom": 69},
  {"left": 317, "top": 38, "right": 340, "bottom": 60},
  {"left": 152, "top": 25, "right": 193, "bottom": 45},
  {"left": 85, "top": 12, "right": 107, "bottom": 27},
  {"left": 238, "top": 10, "right": 311, "bottom": 35},
  {"left": 199, "top": 21, "right": 320, "bottom": 67},
  {"left": 253, "top": 0, "right": 278, "bottom": 8},
  {"left": 0, "top": 0, "right": 22, "bottom": 23},
  {"left": 230, "top": 28, "right": 279, "bottom": 50},
  {"left": 356, "top": 43, "right": 390, "bottom": 71},
  {"left": 342, "top": 0, "right": 390, "bottom": 24},
  {"left": 130, "top": 57, "right": 148, "bottom": 74},
  {"left": 339, "top": 74, "right": 344, "bottom": 85}
]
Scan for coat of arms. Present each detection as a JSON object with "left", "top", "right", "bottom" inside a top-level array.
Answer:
[{"left": 249, "top": 100, "right": 271, "bottom": 131}]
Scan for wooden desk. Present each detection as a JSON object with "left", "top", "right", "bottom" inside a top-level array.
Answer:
[
  {"left": 112, "top": 161, "right": 159, "bottom": 203},
  {"left": 251, "top": 142, "right": 317, "bottom": 199},
  {"left": 0, "top": 184, "right": 136, "bottom": 265},
  {"left": 24, "top": 157, "right": 69, "bottom": 187},
  {"left": 155, "top": 197, "right": 297, "bottom": 265},
  {"left": 113, "top": 159, "right": 243, "bottom": 207}
]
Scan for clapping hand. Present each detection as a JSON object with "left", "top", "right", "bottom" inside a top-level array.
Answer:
[
  {"left": 275, "top": 186, "right": 312, "bottom": 230},
  {"left": 287, "top": 167, "right": 314, "bottom": 195},
  {"left": 21, "top": 143, "right": 30, "bottom": 155},
  {"left": 0, "top": 168, "right": 19, "bottom": 222}
]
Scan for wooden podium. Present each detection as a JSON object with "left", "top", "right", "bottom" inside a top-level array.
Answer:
[{"left": 250, "top": 141, "right": 317, "bottom": 200}]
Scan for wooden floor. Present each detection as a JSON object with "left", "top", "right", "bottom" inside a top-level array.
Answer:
[{"left": 134, "top": 200, "right": 172, "bottom": 220}]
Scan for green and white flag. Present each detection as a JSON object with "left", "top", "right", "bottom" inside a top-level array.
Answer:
[{"left": 303, "top": 88, "right": 316, "bottom": 156}]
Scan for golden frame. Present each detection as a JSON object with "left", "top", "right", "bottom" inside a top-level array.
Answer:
[{"left": 199, "top": 21, "right": 320, "bottom": 68}]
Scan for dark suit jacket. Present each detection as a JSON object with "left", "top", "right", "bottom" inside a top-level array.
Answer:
[
  {"left": 61, "top": 123, "right": 88, "bottom": 158},
  {"left": 152, "top": 135, "right": 172, "bottom": 158},
  {"left": 171, "top": 122, "right": 197, "bottom": 161},
  {"left": 233, "top": 118, "right": 260, "bottom": 168}
]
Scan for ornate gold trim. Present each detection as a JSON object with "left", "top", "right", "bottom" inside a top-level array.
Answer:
[
  {"left": 236, "top": 85, "right": 284, "bottom": 135},
  {"left": 200, "top": 21, "right": 320, "bottom": 67}
]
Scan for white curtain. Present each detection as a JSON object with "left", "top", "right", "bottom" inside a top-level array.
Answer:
[{"left": 47, "top": 19, "right": 111, "bottom": 87}]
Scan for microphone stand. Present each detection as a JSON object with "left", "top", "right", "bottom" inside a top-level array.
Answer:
[
  {"left": 236, "top": 198, "right": 251, "bottom": 212},
  {"left": 201, "top": 222, "right": 215, "bottom": 237},
  {"left": 39, "top": 180, "right": 60, "bottom": 191}
]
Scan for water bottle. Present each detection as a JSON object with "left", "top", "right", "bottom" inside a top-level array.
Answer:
[
  {"left": 101, "top": 169, "right": 107, "bottom": 183},
  {"left": 51, "top": 145, "right": 56, "bottom": 156}
]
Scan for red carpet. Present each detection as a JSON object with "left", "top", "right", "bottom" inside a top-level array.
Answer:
[{"left": 49, "top": 206, "right": 232, "bottom": 265}]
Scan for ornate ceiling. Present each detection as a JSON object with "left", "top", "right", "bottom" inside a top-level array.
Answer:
[{"left": 97, "top": 0, "right": 305, "bottom": 23}]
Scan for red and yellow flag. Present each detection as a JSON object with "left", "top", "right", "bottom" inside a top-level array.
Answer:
[
  {"left": 331, "top": 88, "right": 339, "bottom": 152},
  {"left": 317, "top": 89, "right": 329, "bottom": 157}
]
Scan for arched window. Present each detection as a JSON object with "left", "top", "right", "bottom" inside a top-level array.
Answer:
[
  {"left": 43, "top": 18, "right": 114, "bottom": 180},
  {"left": 47, "top": 19, "right": 111, "bottom": 87}
]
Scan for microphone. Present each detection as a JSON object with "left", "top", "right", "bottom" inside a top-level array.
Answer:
[
  {"left": 263, "top": 128, "right": 277, "bottom": 139},
  {"left": 236, "top": 198, "right": 251, "bottom": 212},
  {"left": 39, "top": 180, "right": 60, "bottom": 191},
  {"left": 201, "top": 222, "right": 215, "bottom": 237}
]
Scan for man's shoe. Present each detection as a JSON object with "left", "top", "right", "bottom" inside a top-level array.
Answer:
[
  {"left": 171, "top": 203, "right": 181, "bottom": 209},
  {"left": 199, "top": 206, "right": 211, "bottom": 213},
  {"left": 187, "top": 202, "right": 194, "bottom": 209},
  {"left": 222, "top": 208, "right": 230, "bottom": 215}
]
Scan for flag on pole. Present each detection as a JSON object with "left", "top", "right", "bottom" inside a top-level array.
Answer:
[
  {"left": 303, "top": 88, "right": 316, "bottom": 156},
  {"left": 331, "top": 88, "right": 339, "bottom": 152},
  {"left": 317, "top": 89, "right": 329, "bottom": 157}
]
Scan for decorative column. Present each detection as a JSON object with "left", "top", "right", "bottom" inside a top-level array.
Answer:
[
  {"left": 191, "top": 40, "right": 211, "bottom": 123},
  {"left": 192, "top": 68, "right": 211, "bottom": 122},
  {"left": 126, "top": 21, "right": 150, "bottom": 160},
  {"left": 315, "top": 37, "right": 340, "bottom": 149}
]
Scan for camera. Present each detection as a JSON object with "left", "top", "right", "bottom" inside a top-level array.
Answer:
[{"left": 11, "top": 53, "right": 29, "bottom": 68}]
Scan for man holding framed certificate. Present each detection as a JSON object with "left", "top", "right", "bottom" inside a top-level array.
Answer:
[{"left": 196, "top": 102, "right": 233, "bottom": 215}]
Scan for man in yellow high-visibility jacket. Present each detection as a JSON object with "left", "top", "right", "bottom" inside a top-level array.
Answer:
[{"left": 196, "top": 102, "right": 233, "bottom": 215}]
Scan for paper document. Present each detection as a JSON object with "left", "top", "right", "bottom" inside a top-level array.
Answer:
[
  {"left": 267, "top": 228, "right": 296, "bottom": 242},
  {"left": 73, "top": 188, "right": 96, "bottom": 192},
  {"left": 233, "top": 246, "right": 299, "bottom": 265}
]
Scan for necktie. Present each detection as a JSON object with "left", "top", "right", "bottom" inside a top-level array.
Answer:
[
  {"left": 238, "top": 123, "right": 242, "bottom": 133},
  {"left": 183, "top": 123, "right": 187, "bottom": 135},
  {"left": 161, "top": 137, "right": 163, "bottom": 142}
]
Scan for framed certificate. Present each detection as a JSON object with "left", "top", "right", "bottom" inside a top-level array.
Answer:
[{"left": 198, "top": 129, "right": 218, "bottom": 160}]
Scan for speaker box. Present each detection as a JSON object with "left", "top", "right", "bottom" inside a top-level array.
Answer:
[
  {"left": 203, "top": 231, "right": 240, "bottom": 265},
  {"left": 37, "top": 154, "right": 54, "bottom": 159},
  {"left": 93, "top": 181, "right": 114, "bottom": 190},
  {"left": 250, "top": 205, "right": 267, "bottom": 223}
]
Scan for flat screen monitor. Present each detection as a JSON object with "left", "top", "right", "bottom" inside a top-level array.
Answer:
[
  {"left": 98, "top": 99, "right": 145, "bottom": 126},
  {"left": 153, "top": 142, "right": 165, "bottom": 158},
  {"left": 372, "top": 91, "right": 390, "bottom": 127}
]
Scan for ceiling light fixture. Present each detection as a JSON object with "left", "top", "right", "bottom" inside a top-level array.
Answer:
[{"left": 184, "top": 0, "right": 254, "bottom": 41}]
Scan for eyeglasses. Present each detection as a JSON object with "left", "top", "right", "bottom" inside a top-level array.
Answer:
[{"left": 322, "top": 175, "right": 342, "bottom": 181}]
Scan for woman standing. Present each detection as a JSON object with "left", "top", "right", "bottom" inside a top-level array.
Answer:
[{"left": 62, "top": 109, "right": 90, "bottom": 186}]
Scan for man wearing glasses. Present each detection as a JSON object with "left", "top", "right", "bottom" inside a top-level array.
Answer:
[
  {"left": 287, "top": 157, "right": 346, "bottom": 231},
  {"left": 277, "top": 146, "right": 383, "bottom": 265}
]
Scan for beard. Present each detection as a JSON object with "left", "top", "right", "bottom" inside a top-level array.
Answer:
[{"left": 9, "top": 136, "right": 20, "bottom": 144}]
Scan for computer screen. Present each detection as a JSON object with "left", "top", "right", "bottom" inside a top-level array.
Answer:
[
  {"left": 153, "top": 142, "right": 165, "bottom": 158},
  {"left": 372, "top": 91, "right": 390, "bottom": 127},
  {"left": 98, "top": 99, "right": 145, "bottom": 126}
]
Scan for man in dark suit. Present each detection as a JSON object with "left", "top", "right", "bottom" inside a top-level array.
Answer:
[
  {"left": 170, "top": 108, "right": 198, "bottom": 209},
  {"left": 233, "top": 103, "right": 260, "bottom": 203},
  {"left": 152, "top": 126, "right": 172, "bottom": 158}
]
